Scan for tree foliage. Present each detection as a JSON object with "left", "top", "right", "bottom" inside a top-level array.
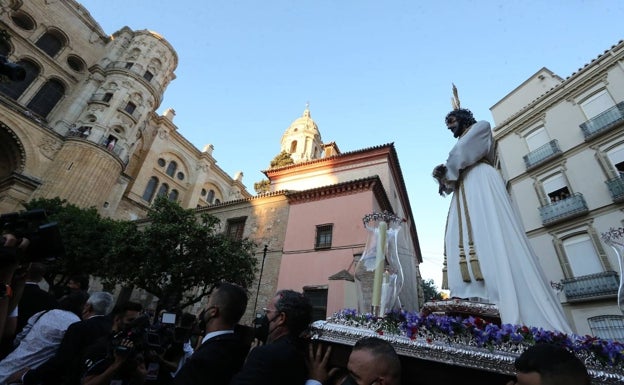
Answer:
[
  {"left": 23, "top": 197, "right": 258, "bottom": 310},
  {"left": 253, "top": 151, "right": 295, "bottom": 194},
  {"left": 253, "top": 179, "right": 270, "bottom": 194},
  {"left": 421, "top": 278, "right": 443, "bottom": 302},
  {"left": 105, "top": 196, "right": 258, "bottom": 310},
  {"left": 269, "top": 151, "right": 294, "bottom": 168},
  {"left": 23, "top": 197, "right": 125, "bottom": 290}
]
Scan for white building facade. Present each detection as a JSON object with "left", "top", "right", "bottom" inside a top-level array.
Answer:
[{"left": 491, "top": 40, "right": 624, "bottom": 338}]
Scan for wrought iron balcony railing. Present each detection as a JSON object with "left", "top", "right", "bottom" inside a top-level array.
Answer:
[
  {"left": 580, "top": 101, "right": 624, "bottom": 140},
  {"left": 539, "top": 192, "right": 588, "bottom": 226},
  {"left": 562, "top": 271, "right": 619, "bottom": 302},
  {"left": 606, "top": 175, "right": 624, "bottom": 203},
  {"left": 523, "top": 139, "right": 562, "bottom": 170}
]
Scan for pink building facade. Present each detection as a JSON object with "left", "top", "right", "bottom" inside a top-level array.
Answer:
[{"left": 267, "top": 141, "right": 423, "bottom": 319}]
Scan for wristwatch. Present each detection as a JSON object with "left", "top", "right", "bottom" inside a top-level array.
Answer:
[{"left": 0, "top": 283, "right": 12, "bottom": 299}]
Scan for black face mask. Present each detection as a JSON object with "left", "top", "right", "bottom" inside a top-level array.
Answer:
[{"left": 253, "top": 314, "right": 270, "bottom": 344}]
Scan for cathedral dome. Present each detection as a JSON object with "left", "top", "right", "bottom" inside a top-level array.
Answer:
[
  {"left": 280, "top": 105, "right": 324, "bottom": 163},
  {"left": 281, "top": 106, "right": 320, "bottom": 141}
]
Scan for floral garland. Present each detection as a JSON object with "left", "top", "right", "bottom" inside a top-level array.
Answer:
[{"left": 332, "top": 308, "right": 624, "bottom": 369}]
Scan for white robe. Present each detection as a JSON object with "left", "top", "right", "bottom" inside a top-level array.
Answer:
[{"left": 442, "top": 120, "right": 572, "bottom": 333}]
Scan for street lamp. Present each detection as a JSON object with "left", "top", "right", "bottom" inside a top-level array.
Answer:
[{"left": 252, "top": 244, "right": 268, "bottom": 315}]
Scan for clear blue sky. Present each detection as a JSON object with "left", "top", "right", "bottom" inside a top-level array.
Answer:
[{"left": 79, "top": 0, "right": 623, "bottom": 289}]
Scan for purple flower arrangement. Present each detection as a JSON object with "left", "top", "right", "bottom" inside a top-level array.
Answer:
[{"left": 332, "top": 308, "right": 624, "bottom": 368}]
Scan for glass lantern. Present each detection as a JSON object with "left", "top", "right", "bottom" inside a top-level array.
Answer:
[{"left": 354, "top": 211, "right": 405, "bottom": 317}]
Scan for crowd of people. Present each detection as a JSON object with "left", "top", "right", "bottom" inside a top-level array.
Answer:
[{"left": 2, "top": 226, "right": 592, "bottom": 385}]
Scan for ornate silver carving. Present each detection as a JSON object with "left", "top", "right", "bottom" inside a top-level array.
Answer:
[{"left": 310, "top": 320, "right": 624, "bottom": 384}]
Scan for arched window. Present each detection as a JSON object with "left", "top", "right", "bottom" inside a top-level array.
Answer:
[
  {"left": 124, "top": 101, "right": 136, "bottom": 114},
  {"left": 27, "top": 78, "right": 65, "bottom": 117},
  {"left": 166, "top": 161, "right": 177, "bottom": 177},
  {"left": 35, "top": 30, "right": 66, "bottom": 57},
  {"left": 157, "top": 183, "right": 169, "bottom": 198},
  {"left": 142, "top": 176, "right": 158, "bottom": 202},
  {"left": 290, "top": 140, "right": 297, "bottom": 154},
  {"left": 169, "top": 189, "right": 179, "bottom": 201},
  {"left": 0, "top": 59, "right": 39, "bottom": 100},
  {"left": 206, "top": 189, "right": 215, "bottom": 203}
]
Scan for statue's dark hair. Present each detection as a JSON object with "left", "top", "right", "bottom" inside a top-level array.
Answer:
[{"left": 445, "top": 108, "right": 476, "bottom": 128}]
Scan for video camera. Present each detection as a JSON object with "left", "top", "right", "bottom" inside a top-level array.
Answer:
[
  {"left": 0, "top": 208, "right": 65, "bottom": 264},
  {"left": 0, "top": 55, "right": 26, "bottom": 82},
  {"left": 112, "top": 314, "right": 179, "bottom": 359}
]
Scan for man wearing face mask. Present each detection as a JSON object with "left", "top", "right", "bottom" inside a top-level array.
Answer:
[
  {"left": 174, "top": 282, "right": 250, "bottom": 385},
  {"left": 306, "top": 337, "right": 401, "bottom": 385},
  {"left": 230, "top": 289, "right": 312, "bottom": 385}
]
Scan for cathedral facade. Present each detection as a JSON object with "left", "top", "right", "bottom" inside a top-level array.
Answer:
[
  {"left": 0, "top": 1, "right": 423, "bottom": 321},
  {"left": 0, "top": 0, "right": 249, "bottom": 218}
]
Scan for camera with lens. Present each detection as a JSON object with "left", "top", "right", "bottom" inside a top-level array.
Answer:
[
  {"left": 112, "top": 314, "right": 175, "bottom": 359},
  {"left": 0, "top": 55, "right": 26, "bottom": 82},
  {"left": 0, "top": 208, "right": 65, "bottom": 266}
]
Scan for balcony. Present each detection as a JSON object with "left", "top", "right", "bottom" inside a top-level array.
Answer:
[
  {"left": 99, "top": 137, "right": 123, "bottom": 157},
  {"left": 606, "top": 175, "right": 624, "bottom": 202},
  {"left": 580, "top": 101, "right": 624, "bottom": 141},
  {"left": 117, "top": 107, "right": 141, "bottom": 122},
  {"left": 105, "top": 61, "right": 163, "bottom": 95},
  {"left": 539, "top": 192, "right": 588, "bottom": 226},
  {"left": 562, "top": 271, "right": 619, "bottom": 302},
  {"left": 88, "top": 93, "right": 112, "bottom": 104},
  {"left": 523, "top": 139, "right": 562, "bottom": 170}
]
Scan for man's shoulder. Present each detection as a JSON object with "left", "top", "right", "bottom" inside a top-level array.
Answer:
[
  {"left": 200, "top": 332, "right": 248, "bottom": 351},
  {"left": 68, "top": 315, "right": 111, "bottom": 334},
  {"left": 253, "top": 336, "right": 303, "bottom": 358}
]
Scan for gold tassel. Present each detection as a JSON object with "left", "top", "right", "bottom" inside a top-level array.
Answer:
[
  {"left": 468, "top": 244, "right": 484, "bottom": 281},
  {"left": 459, "top": 246, "right": 471, "bottom": 282},
  {"left": 441, "top": 253, "right": 449, "bottom": 290}
]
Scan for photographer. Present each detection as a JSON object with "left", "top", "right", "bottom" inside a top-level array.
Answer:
[
  {"left": 11, "top": 291, "right": 114, "bottom": 385},
  {"left": 0, "top": 234, "right": 29, "bottom": 346},
  {"left": 81, "top": 302, "right": 146, "bottom": 385}
]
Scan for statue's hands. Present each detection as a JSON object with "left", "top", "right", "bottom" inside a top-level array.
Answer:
[
  {"left": 432, "top": 164, "right": 447, "bottom": 180},
  {"left": 433, "top": 164, "right": 452, "bottom": 196}
]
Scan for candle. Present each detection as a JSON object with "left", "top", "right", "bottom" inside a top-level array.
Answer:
[{"left": 371, "top": 220, "right": 387, "bottom": 309}]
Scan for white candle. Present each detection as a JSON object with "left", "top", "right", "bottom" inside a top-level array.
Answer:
[{"left": 372, "top": 221, "right": 387, "bottom": 309}]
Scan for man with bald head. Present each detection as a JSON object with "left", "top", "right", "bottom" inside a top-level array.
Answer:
[{"left": 307, "top": 336, "right": 401, "bottom": 385}]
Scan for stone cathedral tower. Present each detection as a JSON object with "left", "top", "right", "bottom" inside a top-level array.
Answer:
[
  {"left": 0, "top": 2, "right": 248, "bottom": 218},
  {"left": 32, "top": 28, "right": 177, "bottom": 209},
  {"left": 280, "top": 105, "right": 324, "bottom": 163}
]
